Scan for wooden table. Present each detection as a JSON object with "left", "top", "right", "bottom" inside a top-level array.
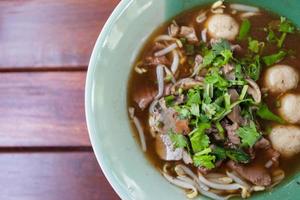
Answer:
[{"left": 0, "top": 0, "right": 120, "bottom": 199}]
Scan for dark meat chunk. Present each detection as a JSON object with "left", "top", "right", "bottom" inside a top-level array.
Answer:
[
  {"left": 254, "top": 137, "right": 271, "bottom": 149},
  {"left": 179, "top": 26, "right": 199, "bottom": 43},
  {"left": 227, "top": 160, "right": 272, "bottom": 186},
  {"left": 227, "top": 89, "right": 245, "bottom": 125},
  {"left": 133, "top": 87, "right": 157, "bottom": 110},
  {"left": 225, "top": 122, "right": 241, "bottom": 145},
  {"left": 175, "top": 120, "right": 190, "bottom": 135}
]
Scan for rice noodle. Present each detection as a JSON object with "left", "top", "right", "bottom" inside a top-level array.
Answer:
[
  {"left": 207, "top": 177, "right": 233, "bottom": 184},
  {"left": 196, "top": 11, "right": 207, "bottom": 24},
  {"left": 171, "top": 50, "right": 180, "bottom": 74},
  {"left": 198, "top": 172, "right": 243, "bottom": 191},
  {"left": 155, "top": 35, "right": 183, "bottom": 48},
  {"left": 155, "top": 65, "right": 165, "bottom": 99},
  {"left": 201, "top": 28, "right": 208, "bottom": 43},
  {"left": 163, "top": 173, "right": 198, "bottom": 195},
  {"left": 240, "top": 12, "right": 260, "bottom": 19},
  {"left": 211, "top": 0, "right": 225, "bottom": 14},
  {"left": 205, "top": 173, "right": 229, "bottom": 179},
  {"left": 198, "top": 188, "right": 227, "bottom": 200},
  {"left": 128, "top": 107, "right": 147, "bottom": 152},
  {"left": 226, "top": 171, "right": 250, "bottom": 189},
  {"left": 177, "top": 176, "right": 199, "bottom": 198},
  {"left": 175, "top": 164, "right": 209, "bottom": 191},
  {"left": 154, "top": 43, "right": 178, "bottom": 57},
  {"left": 230, "top": 4, "right": 260, "bottom": 12}
]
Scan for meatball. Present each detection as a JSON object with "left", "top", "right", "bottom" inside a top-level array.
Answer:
[
  {"left": 279, "top": 93, "right": 300, "bottom": 124},
  {"left": 269, "top": 125, "right": 300, "bottom": 158},
  {"left": 205, "top": 14, "right": 239, "bottom": 40},
  {"left": 264, "top": 64, "right": 299, "bottom": 93}
]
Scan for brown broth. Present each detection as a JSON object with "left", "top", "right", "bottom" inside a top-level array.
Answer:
[{"left": 127, "top": 3, "right": 300, "bottom": 178}]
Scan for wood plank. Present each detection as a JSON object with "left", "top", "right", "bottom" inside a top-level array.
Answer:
[
  {"left": 0, "top": 72, "right": 89, "bottom": 147},
  {"left": 0, "top": 0, "right": 119, "bottom": 69},
  {"left": 0, "top": 152, "right": 119, "bottom": 200}
]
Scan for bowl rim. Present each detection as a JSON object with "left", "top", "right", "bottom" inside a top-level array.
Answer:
[{"left": 85, "top": 0, "right": 133, "bottom": 199}]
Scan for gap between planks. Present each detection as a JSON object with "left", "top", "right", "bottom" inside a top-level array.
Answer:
[
  {"left": 0, "top": 146, "right": 93, "bottom": 153},
  {"left": 0, "top": 66, "right": 88, "bottom": 73}
]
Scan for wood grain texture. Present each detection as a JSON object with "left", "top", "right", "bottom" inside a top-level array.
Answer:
[
  {"left": 0, "top": 152, "right": 119, "bottom": 200},
  {"left": 0, "top": 0, "right": 120, "bottom": 69},
  {"left": 0, "top": 72, "right": 89, "bottom": 147}
]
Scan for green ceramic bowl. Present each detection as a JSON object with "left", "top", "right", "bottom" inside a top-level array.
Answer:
[{"left": 85, "top": 0, "right": 300, "bottom": 199}]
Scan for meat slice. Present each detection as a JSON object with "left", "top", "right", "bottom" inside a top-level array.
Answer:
[
  {"left": 133, "top": 87, "right": 157, "bottom": 110},
  {"left": 179, "top": 26, "right": 199, "bottom": 43},
  {"left": 224, "top": 122, "right": 241, "bottom": 145},
  {"left": 155, "top": 134, "right": 183, "bottom": 161},
  {"left": 227, "top": 160, "right": 272, "bottom": 186},
  {"left": 227, "top": 89, "right": 245, "bottom": 125},
  {"left": 175, "top": 120, "right": 190, "bottom": 135}
]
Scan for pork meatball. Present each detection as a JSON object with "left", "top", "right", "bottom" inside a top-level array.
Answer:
[
  {"left": 206, "top": 14, "right": 239, "bottom": 40},
  {"left": 264, "top": 64, "right": 299, "bottom": 93},
  {"left": 279, "top": 94, "right": 300, "bottom": 124},
  {"left": 269, "top": 125, "right": 300, "bottom": 158}
]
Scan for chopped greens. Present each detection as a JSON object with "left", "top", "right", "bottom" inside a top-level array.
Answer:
[
  {"left": 248, "top": 38, "right": 264, "bottom": 54},
  {"left": 193, "top": 149, "right": 216, "bottom": 169},
  {"left": 169, "top": 130, "right": 188, "bottom": 148},
  {"left": 279, "top": 17, "right": 295, "bottom": 33},
  {"left": 147, "top": 13, "right": 298, "bottom": 171},
  {"left": 225, "top": 148, "right": 251, "bottom": 163},
  {"left": 265, "top": 16, "right": 297, "bottom": 47},
  {"left": 164, "top": 95, "right": 175, "bottom": 107},
  {"left": 257, "top": 103, "right": 285, "bottom": 124},
  {"left": 189, "top": 123, "right": 211, "bottom": 153},
  {"left": 212, "top": 146, "right": 250, "bottom": 164},
  {"left": 262, "top": 50, "right": 287, "bottom": 66},
  {"left": 238, "top": 19, "right": 251, "bottom": 40},
  {"left": 237, "top": 121, "right": 261, "bottom": 147}
]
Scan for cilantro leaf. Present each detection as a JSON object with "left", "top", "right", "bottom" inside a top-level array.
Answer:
[
  {"left": 279, "top": 17, "right": 295, "bottom": 33},
  {"left": 169, "top": 130, "right": 188, "bottom": 148},
  {"left": 190, "top": 104, "right": 200, "bottom": 117},
  {"left": 238, "top": 19, "right": 251, "bottom": 40},
  {"left": 203, "top": 51, "right": 216, "bottom": 66},
  {"left": 189, "top": 123, "right": 211, "bottom": 153},
  {"left": 257, "top": 103, "right": 285, "bottom": 124},
  {"left": 187, "top": 88, "right": 201, "bottom": 105},
  {"left": 226, "top": 148, "right": 251, "bottom": 163},
  {"left": 248, "top": 38, "right": 264, "bottom": 54},
  {"left": 212, "top": 39, "right": 231, "bottom": 55},
  {"left": 205, "top": 70, "right": 229, "bottom": 89},
  {"left": 262, "top": 50, "right": 287, "bottom": 66},
  {"left": 175, "top": 106, "right": 191, "bottom": 120},
  {"left": 193, "top": 148, "right": 216, "bottom": 169},
  {"left": 202, "top": 103, "right": 217, "bottom": 119},
  {"left": 237, "top": 121, "right": 261, "bottom": 147},
  {"left": 244, "top": 55, "right": 261, "bottom": 81},
  {"left": 164, "top": 95, "right": 175, "bottom": 107},
  {"left": 212, "top": 146, "right": 227, "bottom": 160}
]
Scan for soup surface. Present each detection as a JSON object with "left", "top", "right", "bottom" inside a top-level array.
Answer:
[{"left": 128, "top": 1, "right": 300, "bottom": 199}]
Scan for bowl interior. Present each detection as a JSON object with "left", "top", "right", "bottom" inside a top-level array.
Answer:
[{"left": 85, "top": 0, "right": 300, "bottom": 199}]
